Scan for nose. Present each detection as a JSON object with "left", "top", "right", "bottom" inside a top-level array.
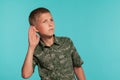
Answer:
[{"left": 48, "top": 20, "right": 54, "bottom": 27}]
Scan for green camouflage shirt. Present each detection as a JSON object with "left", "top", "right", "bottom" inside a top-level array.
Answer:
[{"left": 33, "top": 36, "right": 83, "bottom": 80}]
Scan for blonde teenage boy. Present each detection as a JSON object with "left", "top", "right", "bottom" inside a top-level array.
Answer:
[{"left": 22, "top": 7, "right": 86, "bottom": 80}]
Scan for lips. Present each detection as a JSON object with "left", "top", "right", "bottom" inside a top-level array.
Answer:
[{"left": 49, "top": 28, "right": 54, "bottom": 31}]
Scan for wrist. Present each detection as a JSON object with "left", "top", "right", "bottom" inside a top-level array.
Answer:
[{"left": 28, "top": 45, "right": 36, "bottom": 51}]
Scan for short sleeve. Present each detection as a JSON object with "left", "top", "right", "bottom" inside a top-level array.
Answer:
[
  {"left": 69, "top": 38, "right": 83, "bottom": 67},
  {"left": 32, "top": 45, "right": 40, "bottom": 71},
  {"left": 32, "top": 55, "right": 38, "bottom": 71}
]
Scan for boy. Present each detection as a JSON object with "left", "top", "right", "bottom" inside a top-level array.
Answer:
[{"left": 22, "top": 7, "right": 86, "bottom": 80}]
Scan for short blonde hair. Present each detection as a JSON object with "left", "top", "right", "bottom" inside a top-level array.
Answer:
[{"left": 29, "top": 7, "right": 50, "bottom": 26}]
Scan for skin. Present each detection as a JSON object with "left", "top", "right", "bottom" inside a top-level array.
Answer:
[
  {"left": 74, "top": 67, "right": 86, "bottom": 80},
  {"left": 22, "top": 12, "right": 86, "bottom": 80}
]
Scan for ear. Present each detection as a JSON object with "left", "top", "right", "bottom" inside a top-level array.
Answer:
[{"left": 33, "top": 26, "right": 39, "bottom": 32}]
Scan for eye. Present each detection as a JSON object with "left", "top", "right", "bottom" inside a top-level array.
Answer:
[
  {"left": 42, "top": 20, "right": 47, "bottom": 23},
  {"left": 50, "top": 18, "right": 54, "bottom": 21}
]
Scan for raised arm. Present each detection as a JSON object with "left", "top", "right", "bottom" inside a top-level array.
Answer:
[{"left": 22, "top": 26, "right": 39, "bottom": 78}]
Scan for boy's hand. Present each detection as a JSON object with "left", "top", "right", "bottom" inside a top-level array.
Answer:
[{"left": 28, "top": 26, "right": 40, "bottom": 49}]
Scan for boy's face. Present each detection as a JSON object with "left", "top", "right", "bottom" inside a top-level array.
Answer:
[{"left": 35, "top": 12, "right": 54, "bottom": 37}]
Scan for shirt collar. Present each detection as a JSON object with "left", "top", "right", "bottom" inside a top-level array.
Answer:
[
  {"left": 54, "top": 35, "right": 60, "bottom": 45},
  {"left": 39, "top": 35, "right": 60, "bottom": 49}
]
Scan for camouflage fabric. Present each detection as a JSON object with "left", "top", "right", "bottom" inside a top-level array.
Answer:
[{"left": 33, "top": 36, "right": 83, "bottom": 80}]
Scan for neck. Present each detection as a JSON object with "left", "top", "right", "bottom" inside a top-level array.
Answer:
[{"left": 41, "top": 35, "right": 54, "bottom": 47}]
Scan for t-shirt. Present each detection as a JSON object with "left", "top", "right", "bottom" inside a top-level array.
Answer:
[{"left": 33, "top": 36, "right": 83, "bottom": 80}]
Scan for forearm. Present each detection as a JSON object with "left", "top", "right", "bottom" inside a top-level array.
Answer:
[
  {"left": 22, "top": 46, "right": 35, "bottom": 78},
  {"left": 74, "top": 67, "right": 86, "bottom": 80}
]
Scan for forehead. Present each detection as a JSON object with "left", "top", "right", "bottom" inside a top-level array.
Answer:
[{"left": 38, "top": 12, "right": 52, "bottom": 20}]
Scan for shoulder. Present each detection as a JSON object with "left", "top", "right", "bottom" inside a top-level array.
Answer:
[
  {"left": 55, "top": 36, "right": 72, "bottom": 44},
  {"left": 56, "top": 36, "right": 71, "bottom": 41}
]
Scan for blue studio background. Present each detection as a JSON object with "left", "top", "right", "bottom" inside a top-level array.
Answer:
[{"left": 0, "top": 0, "right": 120, "bottom": 80}]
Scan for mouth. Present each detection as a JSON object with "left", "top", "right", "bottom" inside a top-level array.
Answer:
[{"left": 49, "top": 28, "right": 54, "bottom": 31}]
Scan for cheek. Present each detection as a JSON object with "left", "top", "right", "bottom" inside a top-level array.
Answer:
[{"left": 38, "top": 26, "right": 47, "bottom": 33}]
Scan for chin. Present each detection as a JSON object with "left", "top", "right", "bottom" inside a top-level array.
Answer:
[
  {"left": 48, "top": 34, "right": 54, "bottom": 37},
  {"left": 48, "top": 33, "right": 54, "bottom": 36},
  {"left": 44, "top": 34, "right": 54, "bottom": 38}
]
